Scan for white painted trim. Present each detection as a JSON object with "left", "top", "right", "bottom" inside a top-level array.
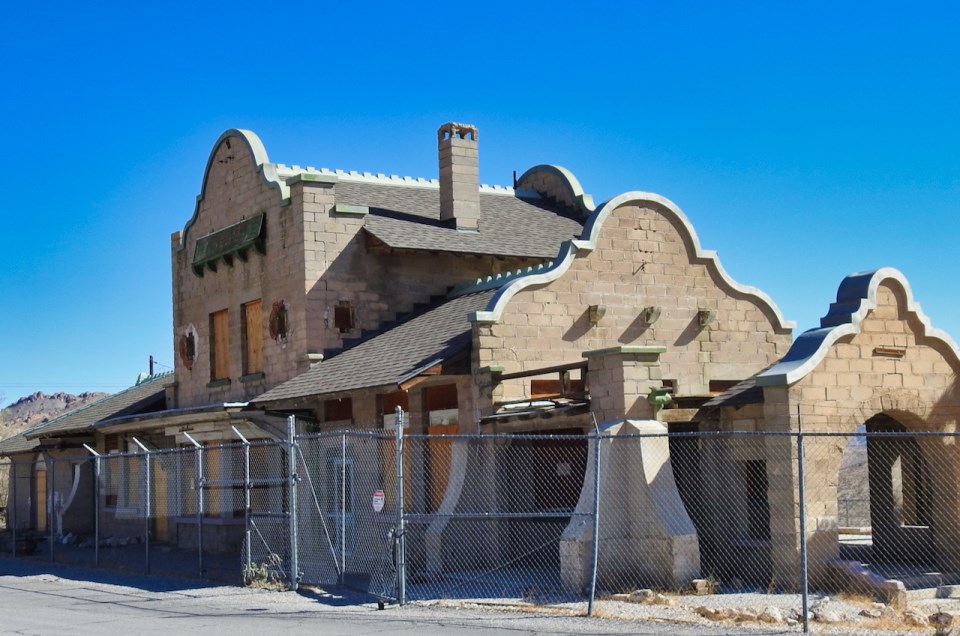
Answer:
[
  {"left": 178, "top": 129, "right": 287, "bottom": 252},
  {"left": 757, "top": 267, "right": 960, "bottom": 386},
  {"left": 517, "top": 164, "right": 595, "bottom": 217}
]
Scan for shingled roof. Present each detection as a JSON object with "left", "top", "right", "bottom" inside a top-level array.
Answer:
[
  {"left": 22, "top": 373, "right": 172, "bottom": 441},
  {"left": 334, "top": 180, "right": 583, "bottom": 258},
  {"left": 255, "top": 289, "right": 496, "bottom": 404},
  {"left": 0, "top": 433, "right": 40, "bottom": 456}
]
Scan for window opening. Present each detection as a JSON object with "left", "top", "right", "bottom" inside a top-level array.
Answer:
[
  {"left": 334, "top": 300, "right": 355, "bottom": 333},
  {"left": 744, "top": 460, "right": 771, "bottom": 540}
]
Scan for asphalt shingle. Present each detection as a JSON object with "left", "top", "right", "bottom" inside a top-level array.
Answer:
[
  {"left": 255, "top": 290, "right": 497, "bottom": 403},
  {"left": 335, "top": 181, "right": 583, "bottom": 258}
]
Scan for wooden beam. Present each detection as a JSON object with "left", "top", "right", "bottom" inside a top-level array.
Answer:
[{"left": 493, "top": 361, "right": 588, "bottom": 382}]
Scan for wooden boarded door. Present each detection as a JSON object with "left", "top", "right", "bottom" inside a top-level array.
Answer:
[
  {"left": 153, "top": 460, "right": 170, "bottom": 542},
  {"left": 424, "top": 384, "right": 459, "bottom": 512},
  {"left": 35, "top": 467, "right": 47, "bottom": 532},
  {"left": 426, "top": 423, "right": 458, "bottom": 511}
]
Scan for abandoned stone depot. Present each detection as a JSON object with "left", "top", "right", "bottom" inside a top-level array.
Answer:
[{"left": 3, "top": 122, "right": 959, "bottom": 595}]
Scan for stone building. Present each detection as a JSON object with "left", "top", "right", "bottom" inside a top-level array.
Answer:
[{"left": 3, "top": 122, "right": 958, "bottom": 595}]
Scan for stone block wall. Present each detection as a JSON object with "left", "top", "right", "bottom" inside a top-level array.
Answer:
[
  {"left": 173, "top": 132, "right": 534, "bottom": 411},
  {"left": 473, "top": 200, "right": 792, "bottom": 408},
  {"left": 755, "top": 279, "right": 960, "bottom": 588},
  {"left": 173, "top": 134, "right": 313, "bottom": 408}
]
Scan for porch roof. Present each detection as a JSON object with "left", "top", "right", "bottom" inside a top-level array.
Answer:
[
  {"left": 254, "top": 289, "right": 497, "bottom": 404},
  {"left": 0, "top": 433, "right": 39, "bottom": 456},
  {"left": 20, "top": 372, "right": 173, "bottom": 442}
]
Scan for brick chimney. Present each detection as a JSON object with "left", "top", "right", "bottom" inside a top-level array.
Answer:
[{"left": 438, "top": 122, "right": 480, "bottom": 231}]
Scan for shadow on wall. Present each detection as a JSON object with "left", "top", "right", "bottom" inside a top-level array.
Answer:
[
  {"left": 674, "top": 313, "right": 704, "bottom": 348},
  {"left": 618, "top": 312, "right": 654, "bottom": 344},
  {"left": 928, "top": 374, "right": 960, "bottom": 430},
  {"left": 562, "top": 307, "right": 593, "bottom": 342}
]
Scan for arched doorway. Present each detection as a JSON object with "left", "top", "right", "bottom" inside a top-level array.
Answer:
[{"left": 865, "top": 413, "right": 934, "bottom": 566}]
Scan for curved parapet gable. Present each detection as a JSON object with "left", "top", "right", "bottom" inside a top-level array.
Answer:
[
  {"left": 517, "top": 165, "right": 595, "bottom": 219},
  {"left": 177, "top": 129, "right": 290, "bottom": 252},
  {"left": 471, "top": 188, "right": 794, "bottom": 334},
  {"left": 469, "top": 241, "right": 581, "bottom": 323},
  {"left": 757, "top": 267, "right": 960, "bottom": 386}
]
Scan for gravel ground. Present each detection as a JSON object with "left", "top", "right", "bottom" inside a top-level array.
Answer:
[{"left": 426, "top": 588, "right": 960, "bottom": 634}]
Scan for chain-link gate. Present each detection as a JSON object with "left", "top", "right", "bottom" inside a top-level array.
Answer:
[
  {"left": 232, "top": 423, "right": 293, "bottom": 590},
  {"left": 296, "top": 423, "right": 405, "bottom": 603},
  {"left": 397, "top": 432, "right": 593, "bottom": 604}
]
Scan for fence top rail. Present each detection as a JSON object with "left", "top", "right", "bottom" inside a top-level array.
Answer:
[
  {"left": 297, "top": 429, "right": 396, "bottom": 442},
  {"left": 297, "top": 430, "right": 960, "bottom": 442},
  {"left": 7, "top": 429, "right": 958, "bottom": 466}
]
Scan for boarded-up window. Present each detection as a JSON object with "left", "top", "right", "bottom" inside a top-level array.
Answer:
[
  {"left": 324, "top": 398, "right": 353, "bottom": 423},
  {"left": 242, "top": 300, "right": 263, "bottom": 374},
  {"left": 530, "top": 378, "right": 585, "bottom": 399},
  {"left": 424, "top": 384, "right": 458, "bottom": 412},
  {"left": 210, "top": 309, "right": 230, "bottom": 381},
  {"left": 104, "top": 433, "right": 121, "bottom": 454}
]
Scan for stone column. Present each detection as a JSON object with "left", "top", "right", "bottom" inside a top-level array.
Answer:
[{"left": 582, "top": 346, "right": 666, "bottom": 425}]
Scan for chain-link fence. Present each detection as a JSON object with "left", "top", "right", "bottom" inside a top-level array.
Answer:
[
  {"left": 0, "top": 459, "right": 8, "bottom": 532},
  {"left": 7, "top": 410, "right": 960, "bottom": 631}
]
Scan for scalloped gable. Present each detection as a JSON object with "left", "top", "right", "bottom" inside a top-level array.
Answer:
[
  {"left": 516, "top": 165, "right": 595, "bottom": 220},
  {"left": 471, "top": 173, "right": 794, "bottom": 334},
  {"left": 756, "top": 267, "right": 960, "bottom": 386},
  {"left": 177, "top": 129, "right": 290, "bottom": 252}
]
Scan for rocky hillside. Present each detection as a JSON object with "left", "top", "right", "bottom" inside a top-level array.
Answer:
[{"left": 0, "top": 391, "right": 108, "bottom": 437}]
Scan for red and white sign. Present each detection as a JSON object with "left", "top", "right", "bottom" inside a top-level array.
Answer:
[{"left": 372, "top": 489, "right": 385, "bottom": 513}]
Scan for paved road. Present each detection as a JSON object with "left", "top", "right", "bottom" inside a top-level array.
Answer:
[{"left": 0, "top": 559, "right": 790, "bottom": 635}]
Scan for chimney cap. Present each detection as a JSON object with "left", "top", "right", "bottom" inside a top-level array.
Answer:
[{"left": 438, "top": 122, "right": 478, "bottom": 142}]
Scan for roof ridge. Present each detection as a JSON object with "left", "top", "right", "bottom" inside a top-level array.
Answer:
[
  {"left": 271, "top": 163, "right": 539, "bottom": 197},
  {"left": 23, "top": 372, "right": 173, "bottom": 439}
]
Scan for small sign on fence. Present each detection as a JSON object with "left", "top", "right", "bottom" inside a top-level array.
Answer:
[{"left": 372, "top": 489, "right": 385, "bottom": 513}]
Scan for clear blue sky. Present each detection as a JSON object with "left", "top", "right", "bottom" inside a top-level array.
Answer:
[{"left": 2, "top": 1, "right": 958, "bottom": 405}]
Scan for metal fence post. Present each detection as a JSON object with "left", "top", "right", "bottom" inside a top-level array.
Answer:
[
  {"left": 232, "top": 426, "right": 252, "bottom": 574},
  {"left": 588, "top": 416, "right": 602, "bottom": 616},
  {"left": 83, "top": 445, "right": 101, "bottom": 567},
  {"left": 796, "top": 409, "right": 810, "bottom": 634},
  {"left": 10, "top": 460, "right": 16, "bottom": 559},
  {"left": 183, "top": 433, "right": 203, "bottom": 578},
  {"left": 49, "top": 457, "right": 55, "bottom": 562},
  {"left": 288, "top": 415, "right": 299, "bottom": 591},
  {"left": 132, "top": 438, "right": 151, "bottom": 574},
  {"left": 395, "top": 406, "right": 406, "bottom": 605},
  {"left": 340, "top": 431, "right": 346, "bottom": 585}
]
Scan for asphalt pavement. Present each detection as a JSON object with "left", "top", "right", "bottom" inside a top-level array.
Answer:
[{"left": 0, "top": 558, "right": 790, "bottom": 635}]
